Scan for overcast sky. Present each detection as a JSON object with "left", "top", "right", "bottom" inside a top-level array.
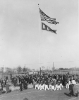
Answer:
[{"left": 0, "top": 0, "right": 78, "bottom": 69}]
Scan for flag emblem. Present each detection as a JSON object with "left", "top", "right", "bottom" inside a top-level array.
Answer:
[{"left": 42, "top": 22, "right": 57, "bottom": 34}]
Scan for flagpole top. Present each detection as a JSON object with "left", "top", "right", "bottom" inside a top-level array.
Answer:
[
  {"left": 38, "top": 4, "right": 40, "bottom": 7},
  {"left": 38, "top": 4, "right": 40, "bottom": 8}
]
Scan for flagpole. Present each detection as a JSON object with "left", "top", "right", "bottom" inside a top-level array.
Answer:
[{"left": 38, "top": 4, "right": 41, "bottom": 72}]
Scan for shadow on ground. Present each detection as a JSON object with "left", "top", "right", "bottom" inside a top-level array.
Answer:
[
  {"left": 23, "top": 98, "right": 28, "bottom": 100},
  {"left": 64, "top": 93, "right": 72, "bottom": 97}
]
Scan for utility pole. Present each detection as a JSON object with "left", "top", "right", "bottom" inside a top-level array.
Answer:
[
  {"left": 39, "top": 67, "right": 42, "bottom": 82},
  {"left": 52, "top": 62, "right": 55, "bottom": 73},
  {"left": 40, "top": 67, "right": 41, "bottom": 76},
  {"left": 1, "top": 66, "right": 4, "bottom": 79}
]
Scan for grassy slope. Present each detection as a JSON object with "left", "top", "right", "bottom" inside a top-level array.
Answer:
[{"left": 0, "top": 88, "right": 78, "bottom": 100}]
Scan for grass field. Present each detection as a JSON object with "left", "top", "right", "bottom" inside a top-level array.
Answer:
[{"left": 0, "top": 88, "right": 79, "bottom": 100}]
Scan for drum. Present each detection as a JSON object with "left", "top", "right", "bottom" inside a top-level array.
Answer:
[
  {"left": 73, "top": 84, "right": 79, "bottom": 96},
  {"left": 69, "top": 84, "right": 74, "bottom": 96}
]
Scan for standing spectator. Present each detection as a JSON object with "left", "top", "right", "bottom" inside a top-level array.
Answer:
[
  {"left": 1, "top": 79, "right": 3, "bottom": 90},
  {"left": 19, "top": 78, "right": 23, "bottom": 91},
  {"left": 5, "top": 80, "right": 11, "bottom": 93}
]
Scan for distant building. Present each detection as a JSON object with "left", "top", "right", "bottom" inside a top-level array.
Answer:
[{"left": 52, "top": 68, "right": 79, "bottom": 75}]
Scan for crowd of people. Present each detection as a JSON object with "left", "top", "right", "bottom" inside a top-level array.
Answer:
[{"left": 0, "top": 72, "right": 79, "bottom": 96}]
